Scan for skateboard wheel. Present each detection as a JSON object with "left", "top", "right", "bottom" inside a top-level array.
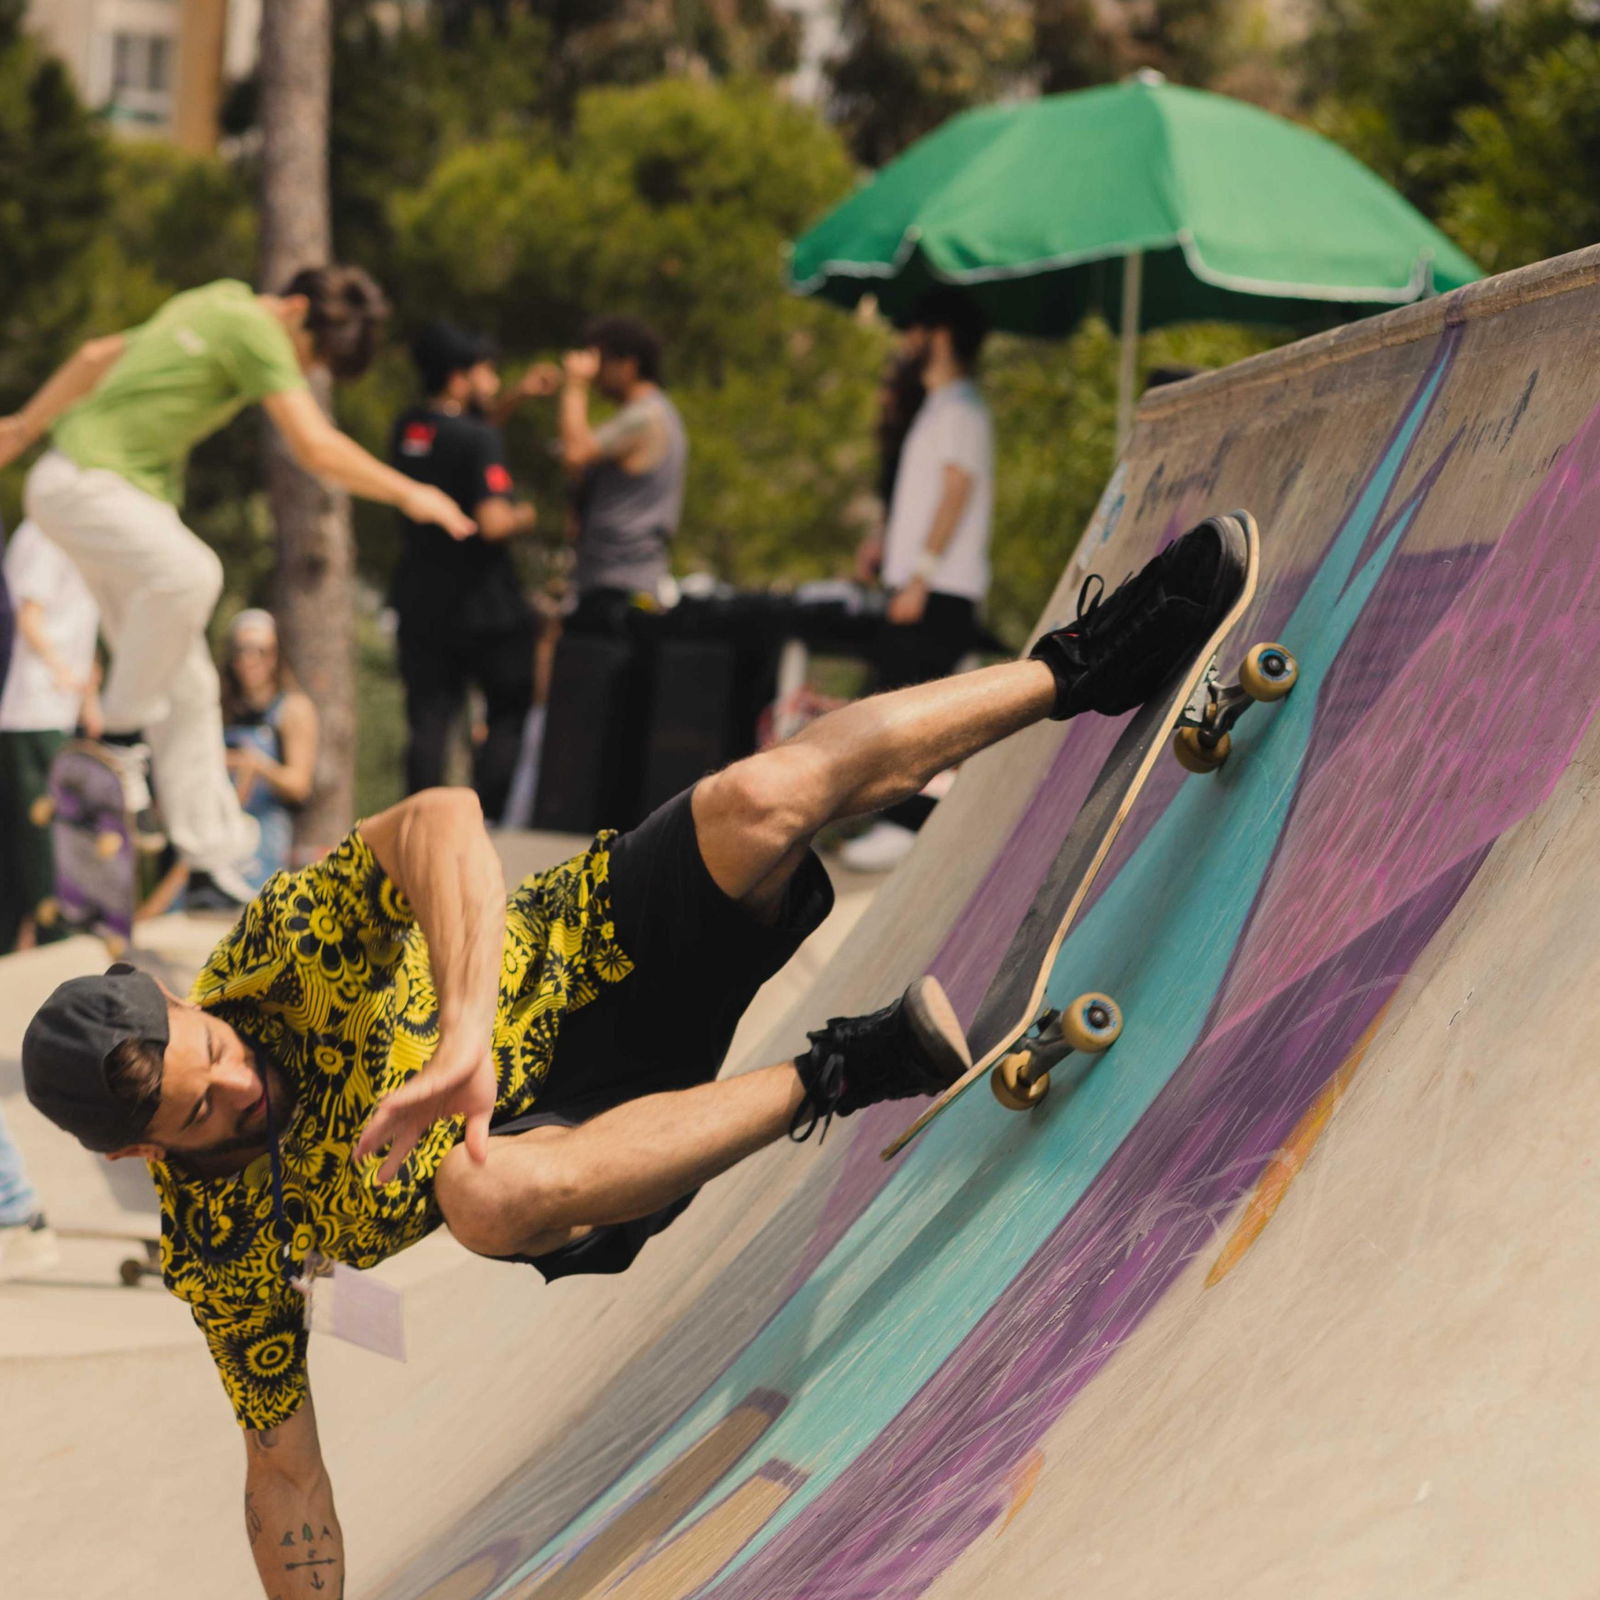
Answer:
[
  {"left": 94, "top": 830, "right": 123, "bottom": 860},
  {"left": 28, "top": 796, "right": 53, "bottom": 827},
  {"left": 1173, "top": 726, "right": 1231, "bottom": 774},
  {"left": 992, "top": 1051, "right": 1050, "bottom": 1111},
  {"left": 1240, "top": 642, "right": 1298, "bottom": 702},
  {"left": 104, "top": 935, "right": 128, "bottom": 960},
  {"left": 1059, "top": 992, "right": 1123, "bottom": 1054},
  {"left": 35, "top": 898, "right": 59, "bottom": 927}
]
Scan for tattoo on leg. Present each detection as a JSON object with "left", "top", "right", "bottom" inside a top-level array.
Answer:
[{"left": 245, "top": 1490, "right": 263, "bottom": 1546}]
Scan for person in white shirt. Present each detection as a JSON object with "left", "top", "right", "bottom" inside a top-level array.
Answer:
[
  {"left": 846, "top": 289, "right": 993, "bottom": 871},
  {"left": 0, "top": 518, "right": 101, "bottom": 953}
]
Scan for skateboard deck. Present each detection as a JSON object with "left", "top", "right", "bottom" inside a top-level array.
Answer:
[
  {"left": 40, "top": 741, "right": 140, "bottom": 953},
  {"left": 883, "top": 510, "right": 1296, "bottom": 1159}
]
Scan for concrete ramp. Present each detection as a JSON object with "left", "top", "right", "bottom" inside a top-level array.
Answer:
[{"left": 374, "top": 245, "right": 1600, "bottom": 1600}]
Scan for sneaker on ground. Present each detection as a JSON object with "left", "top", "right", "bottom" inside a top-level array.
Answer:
[
  {"left": 837, "top": 820, "right": 918, "bottom": 874},
  {"left": 790, "top": 975, "right": 972, "bottom": 1141},
  {"left": 1030, "top": 512, "right": 1251, "bottom": 720},
  {"left": 0, "top": 1212, "right": 61, "bottom": 1282}
]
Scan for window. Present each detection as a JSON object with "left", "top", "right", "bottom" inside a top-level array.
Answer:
[{"left": 111, "top": 32, "right": 173, "bottom": 95}]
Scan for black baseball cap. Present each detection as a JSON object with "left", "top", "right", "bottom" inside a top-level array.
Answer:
[
  {"left": 22, "top": 964, "right": 171, "bottom": 1153},
  {"left": 411, "top": 321, "right": 498, "bottom": 394}
]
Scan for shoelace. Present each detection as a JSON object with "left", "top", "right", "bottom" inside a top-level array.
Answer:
[{"left": 789, "top": 1041, "right": 847, "bottom": 1144}]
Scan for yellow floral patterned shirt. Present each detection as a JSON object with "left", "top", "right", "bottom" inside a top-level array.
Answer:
[{"left": 152, "top": 828, "right": 632, "bottom": 1430}]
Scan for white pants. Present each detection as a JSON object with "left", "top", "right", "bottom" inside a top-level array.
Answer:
[{"left": 25, "top": 451, "right": 256, "bottom": 875}]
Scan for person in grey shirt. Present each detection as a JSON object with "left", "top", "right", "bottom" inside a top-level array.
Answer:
[{"left": 559, "top": 317, "right": 688, "bottom": 633}]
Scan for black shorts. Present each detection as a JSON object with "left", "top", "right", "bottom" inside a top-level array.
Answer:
[{"left": 491, "top": 785, "right": 833, "bottom": 1281}]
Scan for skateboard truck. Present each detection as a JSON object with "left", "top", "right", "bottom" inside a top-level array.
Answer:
[
  {"left": 1172, "top": 642, "right": 1298, "bottom": 774},
  {"left": 991, "top": 991, "right": 1124, "bottom": 1110}
]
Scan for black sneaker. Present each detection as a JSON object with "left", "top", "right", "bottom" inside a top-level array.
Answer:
[
  {"left": 1031, "top": 512, "right": 1251, "bottom": 719},
  {"left": 790, "top": 976, "right": 972, "bottom": 1142}
]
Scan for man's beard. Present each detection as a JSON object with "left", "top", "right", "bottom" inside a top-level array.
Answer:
[{"left": 171, "top": 1058, "right": 297, "bottom": 1176}]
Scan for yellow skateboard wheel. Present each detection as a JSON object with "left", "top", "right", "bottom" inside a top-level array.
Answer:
[
  {"left": 1173, "top": 725, "right": 1231, "bottom": 774},
  {"left": 991, "top": 1050, "right": 1050, "bottom": 1111},
  {"left": 35, "top": 898, "right": 59, "bottom": 927},
  {"left": 94, "top": 830, "right": 123, "bottom": 860},
  {"left": 28, "top": 796, "right": 53, "bottom": 827},
  {"left": 1240, "top": 642, "right": 1298, "bottom": 701},
  {"left": 1059, "top": 993, "right": 1123, "bottom": 1054}
]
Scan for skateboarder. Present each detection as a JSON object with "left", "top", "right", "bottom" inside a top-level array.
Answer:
[
  {"left": 18, "top": 515, "right": 1245, "bottom": 1600},
  {"left": 0, "top": 269, "right": 475, "bottom": 906}
]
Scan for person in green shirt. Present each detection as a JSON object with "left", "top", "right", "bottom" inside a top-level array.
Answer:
[{"left": 0, "top": 267, "right": 475, "bottom": 904}]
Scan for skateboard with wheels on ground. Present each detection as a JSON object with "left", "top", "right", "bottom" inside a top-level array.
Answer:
[
  {"left": 882, "top": 509, "right": 1298, "bottom": 1160},
  {"left": 32, "top": 740, "right": 156, "bottom": 956},
  {"left": 55, "top": 1226, "right": 163, "bottom": 1287}
]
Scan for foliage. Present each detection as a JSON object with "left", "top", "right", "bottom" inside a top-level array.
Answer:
[
  {"left": 0, "top": 0, "right": 108, "bottom": 409},
  {"left": 828, "top": 0, "right": 1034, "bottom": 166},
  {"left": 1300, "top": 0, "right": 1600, "bottom": 239}
]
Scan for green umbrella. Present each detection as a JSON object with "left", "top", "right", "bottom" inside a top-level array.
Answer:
[{"left": 790, "top": 73, "right": 1481, "bottom": 445}]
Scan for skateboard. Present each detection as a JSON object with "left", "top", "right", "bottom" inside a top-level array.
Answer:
[
  {"left": 55, "top": 1226, "right": 163, "bottom": 1287},
  {"left": 32, "top": 740, "right": 148, "bottom": 954},
  {"left": 882, "top": 510, "right": 1298, "bottom": 1159}
]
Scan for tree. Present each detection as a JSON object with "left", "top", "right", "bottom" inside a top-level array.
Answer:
[
  {"left": 1441, "top": 34, "right": 1600, "bottom": 274},
  {"left": 827, "top": 0, "right": 1034, "bottom": 166},
  {"left": 0, "top": 0, "right": 108, "bottom": 412},
  {"left": 259, "top": 0, "right": 357, "bottom": 849}
]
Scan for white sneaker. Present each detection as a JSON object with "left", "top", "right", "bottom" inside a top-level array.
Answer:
[
  {"left": 838, "top": 820, "right": 918, "bottom": 873},
  {"left": 0, "top": 1213, "right": 61, "bottom": 1282}
]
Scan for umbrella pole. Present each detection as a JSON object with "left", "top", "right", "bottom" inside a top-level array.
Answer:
[{"left": 1116, "top": 249, "right": 1143, "bottom": 454}]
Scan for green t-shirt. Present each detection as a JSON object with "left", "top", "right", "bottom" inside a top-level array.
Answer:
[{"left": 52, "top": 280, "right": 308, "bottom": 506}]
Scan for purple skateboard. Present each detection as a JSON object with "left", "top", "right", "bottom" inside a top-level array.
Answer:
[{"left": 43, "top": 741, "right": 138, "bottom": 952}]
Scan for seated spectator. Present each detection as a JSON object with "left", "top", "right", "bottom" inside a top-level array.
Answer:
[
  {"left": 0, "top": 518, "right": 100, "bottom": 952},
  {"left": 221, "top": 609, "right": 318, "bottom": 890}
]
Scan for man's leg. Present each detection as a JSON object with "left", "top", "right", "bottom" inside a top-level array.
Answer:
[
  {"left": 436, "top": 1060, "right": 809, "bottom": 1259},
  {"left": 468, "top": 620, "right": 537, "bottom": 823},
  {"left": 697, "top": 511, "right": 1250, "bottom": 913},
  {"left": 398, "top": 627, "right": 464, "bottom": 797},
  {"left": 26, "top": 453, "right": 223, "bottom": 740},
  {"left": 694, "top": 658, "right": 1057, "bottom": 914}
]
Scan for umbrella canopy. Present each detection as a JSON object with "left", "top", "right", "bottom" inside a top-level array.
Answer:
[{"left": 790, "top": 76, "right": 1481, "bottom": 339}]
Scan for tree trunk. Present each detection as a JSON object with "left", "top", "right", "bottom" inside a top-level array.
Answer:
[{"left": 257, "top": 0, "right": 355, "bottom": 854}]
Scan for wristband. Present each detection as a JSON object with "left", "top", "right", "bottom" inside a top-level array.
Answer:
[{"left": 914, "top": 551, "right": 941, "bottom": 585}]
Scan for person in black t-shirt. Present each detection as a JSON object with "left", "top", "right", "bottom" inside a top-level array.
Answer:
[{"left": 389, "top": 323, "right": 551, "bottom": 822}]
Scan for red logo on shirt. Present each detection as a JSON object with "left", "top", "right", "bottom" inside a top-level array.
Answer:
[
  {"left": 400, "top": 422, "right": 436, "bottom": 457},
  {"left": 484, "top": 463, "right": 512, "bottom": 495}
]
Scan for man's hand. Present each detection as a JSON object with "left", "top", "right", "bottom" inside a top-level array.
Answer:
[
  {"left": 888, "top": 577, "right": 929, "bottom": 625},
  {"left": 519, "top": 361, "right": 562, "bottom": 398},
  {"left": 563, "top": 347, "right": 601, "bottom": 388},
  {"left": 0, "top": 415, "right": 36, "bottom": 471},
  {"left": 354, "top": 1031, "right": 497, "bottom": 1184},
  {"left": 400, "top": 481, "right": 476, "bottom": 540}
]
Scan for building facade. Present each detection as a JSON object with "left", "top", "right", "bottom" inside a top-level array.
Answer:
[{"left": 26, "top": 0, "right": 260, "bottom": 151}]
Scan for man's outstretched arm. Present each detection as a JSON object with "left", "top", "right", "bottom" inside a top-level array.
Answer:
[
  {"left": 244, "top": 1400, "right": 346, "bottom": 1600},
  {"left": 0, "top": 334, "right": 126, "bottom": 469},
  {"left": 355, "top": 787, "right": 508, "bottom": 1179}
]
